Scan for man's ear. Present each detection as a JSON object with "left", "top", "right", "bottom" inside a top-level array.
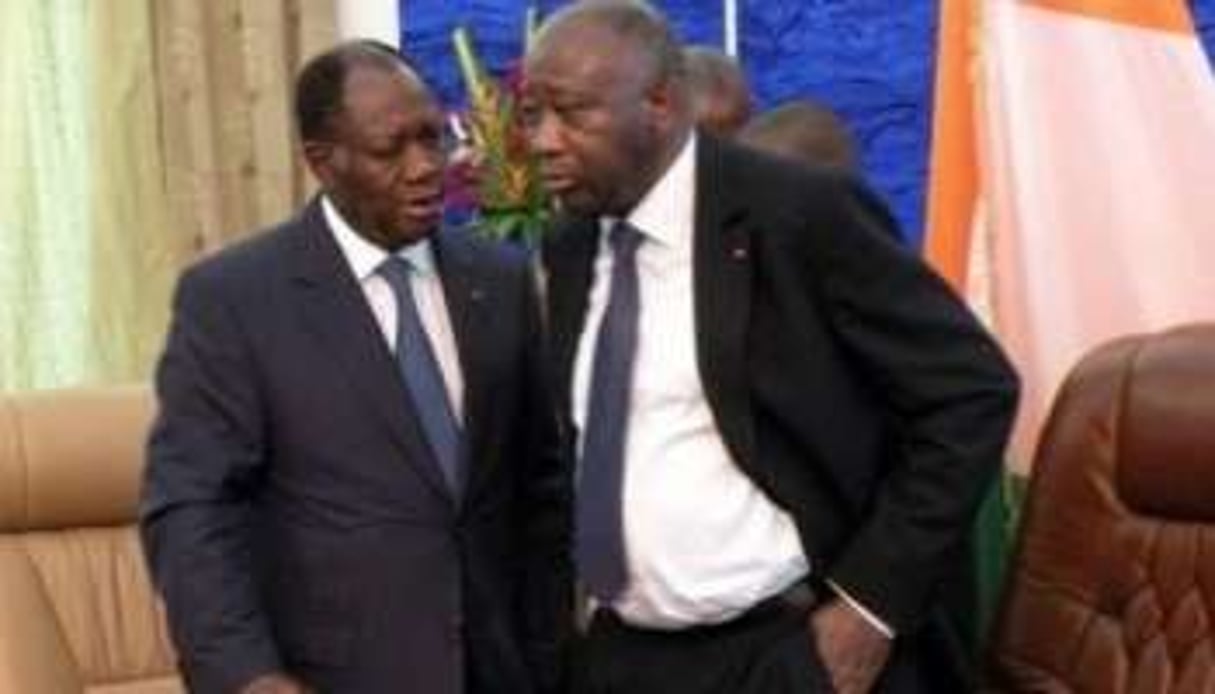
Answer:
[
  {"left": 644, "top": 78, "right": 682, "bottom": 130},
  {"left": 302, "top": 140, "right": 338, "bottom": 188}
]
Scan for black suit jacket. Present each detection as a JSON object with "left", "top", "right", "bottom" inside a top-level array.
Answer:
[
  {"left": 543, "top": 136, "right": 1018, "bottom": 686},
  {"left": 142, "top": 200, "right": 571, "bottom": 694}
]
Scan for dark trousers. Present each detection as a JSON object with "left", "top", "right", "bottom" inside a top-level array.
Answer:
[
  {"left": 573, "top": 597, "right": 833, "bottom": 694},
  {"left": 572, "top": 598, "right": 937, "bottom": 694}
]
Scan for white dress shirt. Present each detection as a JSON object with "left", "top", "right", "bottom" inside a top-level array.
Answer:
[
  {"left": 322, "top": 197, "right": 464, "bottom": 420},
  {"left": 571, "top": 135, "right": 809, "bottom": 629}
]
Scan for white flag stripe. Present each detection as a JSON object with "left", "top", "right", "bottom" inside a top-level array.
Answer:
[{"left": 977, "top": 1, "right": 1215, "bottom": 465}]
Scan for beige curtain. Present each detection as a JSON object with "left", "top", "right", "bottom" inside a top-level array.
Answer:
[
  {"left": 153, "top": 0, "right": 337, "bottom": 254},
  {"left": 1, "top": 0, "right": 337, "bottom": 391},
  {"left": 87, "top": 2, "right": 190, "bottom": 384}
]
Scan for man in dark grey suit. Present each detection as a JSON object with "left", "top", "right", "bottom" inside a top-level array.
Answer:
[
  {"left": 522, "top": 2, "right": 1018, "bottom": 693},
  {"left": 141, "top": 41, "right": 570, "bottom": 694}
]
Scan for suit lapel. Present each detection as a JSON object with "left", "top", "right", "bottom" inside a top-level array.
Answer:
[
  {"left": 543, "top": 217, "right": 599, "bottom": 420},
  {"left": 432, "top": 230, "right": 490, "bottom": 504},
  {"left": 693, "top": 137, "right": 758, "bottom": 471},
  {"left": 286, "top": 201, "right": 455, "bottom": 505}
]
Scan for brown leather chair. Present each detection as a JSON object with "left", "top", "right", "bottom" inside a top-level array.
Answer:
[
  {"left": 0, "top": 386, "right": 183, "bottom": 693},
  {"left": 988, "top": 325, "right": 1215, "bottom": 693}
]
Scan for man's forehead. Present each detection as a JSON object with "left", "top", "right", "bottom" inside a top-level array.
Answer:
[
  {"left": 344, "top": 66, "right": 436, "bottom": 109},
  {"left": 527, "top": 32, "right": 635, "bottom": 88},
  {"left": 533, "top": 16, "right": 635, "bottom": 63},
  {"left": 344, "top": 64, "right": 425, "bottom": 97},
  {"left": 331, "top": 70, "right": 438, "bottom": 137}
]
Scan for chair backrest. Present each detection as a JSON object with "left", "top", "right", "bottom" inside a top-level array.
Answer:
[
  {"left": 0, "top": 386, "right": 183, "bottom": 694},
  {"left": 988, "top": 324, "right": 1215, "bottom": 693}
]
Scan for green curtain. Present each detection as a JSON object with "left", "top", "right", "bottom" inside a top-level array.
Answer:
[
  {"left": 87, "top": 2, "right": 186, "bottom": 383},
  {"left": 0, "top": 0, "right": 186, "bottom": 391},
  {"left": 971, "top": 472, "right": 1028, "bottom": 650},
  {"left": 1, "top": 0, "right": 92, "bottom": 390}
]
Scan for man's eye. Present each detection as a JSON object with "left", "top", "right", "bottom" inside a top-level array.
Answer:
[
  {"left": 518, "top": 104, "right": 541, "bottom": 127},
  {"left": 417, "top": 127, "right": 440, "bottom": 145},
  {"left": 517, "top": 99, "right": 594, "bottom": 129},
  {"left": 555, "top": 102, "right": 594, "bottom": 123}
]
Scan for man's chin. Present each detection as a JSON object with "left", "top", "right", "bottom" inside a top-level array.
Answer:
[
  {"left": 381, "top": 221, "right": 438, "bottom": 249},
  {"left": 553, "top": 190, "right": 600, "bottom": 217}
]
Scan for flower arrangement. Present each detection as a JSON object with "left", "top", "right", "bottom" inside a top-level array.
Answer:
[{"left": 449, "top": 14, "right": 550, "bottom": 245}]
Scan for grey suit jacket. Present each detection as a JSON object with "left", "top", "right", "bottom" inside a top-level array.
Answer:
[{"left": 142, "top": 200, "right": 571, "bottom": 694}]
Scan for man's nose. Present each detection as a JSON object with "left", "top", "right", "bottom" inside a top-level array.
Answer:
[
  {"left": 404, "top": 144, "right": 443, "bottom": 182},
  {"left": 527, "top": 110, "right": 564, "bottom": 156}
]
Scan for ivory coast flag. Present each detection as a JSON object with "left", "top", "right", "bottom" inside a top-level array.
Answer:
[
  {"left": 925, "top": 0, "right": 1215, "bottom": 644},
  {"left": 927, "top": 0, "right": 1215, "bottom": 471}
]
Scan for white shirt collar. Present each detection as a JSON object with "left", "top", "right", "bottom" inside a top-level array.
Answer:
[
  {"left": 321, "top": 195, "right": 438, "bottom": 281},
  {"left": 601, "top": 132, "right": 696, "bottom": 251}
]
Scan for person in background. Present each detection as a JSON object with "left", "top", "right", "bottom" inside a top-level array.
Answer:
[
  {"left": 141, "top": 40, "right": 570, "bottom": 694},
  {"left": 684, "top": 45, "right": 752, "bottom": 136},
  {"left": 739, "top": 99, "right": 908, "bottom": 246},
  {"left": 522, "top": 1, "right": 1019, "bottom": 692},
  {"left": 739, "top": 99, "right": 859, "bottom": 171}
]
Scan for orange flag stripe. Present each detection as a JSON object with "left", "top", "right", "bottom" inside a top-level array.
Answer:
[
  {"left": 925, "top": 0, "right": 978, "bottom": 290},
  {"left": 1023, "top": 0, "right": 1193, "bottom": 35}
]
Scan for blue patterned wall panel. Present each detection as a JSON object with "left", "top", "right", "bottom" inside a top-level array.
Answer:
[
  {"left": 740, "top": 1, "right": 936, "bottom": 244},
  {"left": 402, "top": 1, "right": 721, "bottom": 110},
  {"left": 1196, "top": 0, "right": 1215, "bottom": 67},
  {"left": 403, "top": 1, "right": 1215, "bottom": 247},
  {"left": 401, "top": 1, "right": 535, "bottom": 109}
]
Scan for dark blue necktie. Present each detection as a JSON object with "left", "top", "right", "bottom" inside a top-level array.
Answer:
[
  {"left": 379, "top": 256, "right": 463, "bottom": 495},
  {"left": 577, "top": 221, "right": 643, "bottom": 602}
]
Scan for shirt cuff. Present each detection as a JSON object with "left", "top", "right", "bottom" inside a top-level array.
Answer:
[{"left": 825, "top": 578, "right": 896, "bottom": 638}]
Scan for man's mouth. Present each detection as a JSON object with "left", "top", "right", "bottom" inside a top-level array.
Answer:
[
  {"left": 403, "top": 192, "right": 442, "bottom": 217},
  {"left": 542, "top": 173, "right": 578, "bottom": 194}
]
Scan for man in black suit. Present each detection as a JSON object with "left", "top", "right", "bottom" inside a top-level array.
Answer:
[
  {"left": 683, "top": 45, "right": 752, "bottom": 137},
  {"left": 141, "top": 41, "right": 570, "bottom": 694},
  {"left": 521, "top": 3, "right": 1018, "bottom": 693},
  {"left": 739, "top": 99, "right": 859, "bottom": 172}
]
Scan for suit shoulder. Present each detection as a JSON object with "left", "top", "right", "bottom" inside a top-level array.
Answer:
[{"left": 175, "top": 217, "right": 300, "bottom": 298}]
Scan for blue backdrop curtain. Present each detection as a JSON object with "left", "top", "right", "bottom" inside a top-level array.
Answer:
[{"left": 403, "top": 0, "right": 1215, "bottom": 248}]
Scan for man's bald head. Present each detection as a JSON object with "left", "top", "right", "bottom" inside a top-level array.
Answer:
[
  {"left": 684, "top": 45, "right": 751, "bottom": 136},
  {"left": 739, "top": 99, "right": 858, "bottom": 170},
  {"left": 529, "top": 0, "right": 687, "bottom": 98}
]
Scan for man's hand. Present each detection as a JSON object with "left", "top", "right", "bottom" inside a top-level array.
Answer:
[
  {"left": 809, "top": 600, "right": 893, "bottom": 694},
  {"left": 239, "top": 673, "right": 311, "bottom": 694}
]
